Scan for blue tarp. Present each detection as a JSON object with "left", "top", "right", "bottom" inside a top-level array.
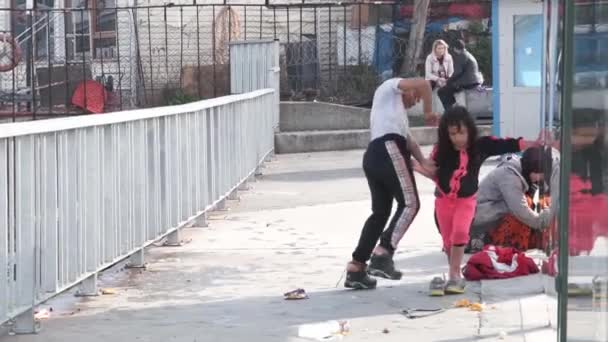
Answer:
[
  {"left": 373, "top": 26, "right": 395, "bottom": 78},
  {"left": 393, "top": 17, "right": 465, "bottom": 34}
]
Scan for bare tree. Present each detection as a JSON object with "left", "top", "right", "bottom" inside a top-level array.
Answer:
[{"left": 401, "top": 0, "right": 431, "bottom": 76}]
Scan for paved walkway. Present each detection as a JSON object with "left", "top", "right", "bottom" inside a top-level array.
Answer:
[{"left": 3, "top": 149, "right": 558, "bottom": 342}]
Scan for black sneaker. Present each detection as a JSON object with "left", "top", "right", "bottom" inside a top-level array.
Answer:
[
  {"left": 368, "top": 254, "right": 403, "bottom": 280},
  {"left": 344, "top": 270, "right": 377, "bottom": 290}
]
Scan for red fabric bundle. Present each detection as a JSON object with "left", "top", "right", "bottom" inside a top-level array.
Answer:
[{"left": 463, "top": 245, "right": 539, "bottom": 281}]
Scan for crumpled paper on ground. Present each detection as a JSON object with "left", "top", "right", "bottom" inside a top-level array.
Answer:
[
  {"left": 454, "top": 299, "right": 485, "bottom": 312},
  {"left": 298, "top": 320, "right": 350, "bottom": 341}
]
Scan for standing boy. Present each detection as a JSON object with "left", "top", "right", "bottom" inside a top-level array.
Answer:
[{"left": 345, "top": 78, "right": 437, "bottom": 289}]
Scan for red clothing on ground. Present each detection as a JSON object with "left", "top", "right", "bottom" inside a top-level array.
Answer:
[{"left": 463, "top": 245, "right": 539, "bottom": 281}]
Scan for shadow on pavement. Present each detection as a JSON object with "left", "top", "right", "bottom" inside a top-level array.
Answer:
[{"left": 259, "top": 167, "right": 364, "bottom": 182}]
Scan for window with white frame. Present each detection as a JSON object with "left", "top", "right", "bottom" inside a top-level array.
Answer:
[
  {"left": 11, "top": 0, "right": 116, "bottom": 61},
  {"left": 66, "top": 0, "right": 117, "bottom": 60}
]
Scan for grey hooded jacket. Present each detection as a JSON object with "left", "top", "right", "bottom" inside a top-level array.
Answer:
[{"left": 470, "top": 151, "right": 560, "bottom": 236}]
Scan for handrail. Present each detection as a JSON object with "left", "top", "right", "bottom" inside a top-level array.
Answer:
[{"left": 0, "top": 88, "right": 274, "bottom": 138}]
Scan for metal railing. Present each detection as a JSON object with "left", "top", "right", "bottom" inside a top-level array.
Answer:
[{"left": 0, "top": 88, "right": 276, "bottom": 333}]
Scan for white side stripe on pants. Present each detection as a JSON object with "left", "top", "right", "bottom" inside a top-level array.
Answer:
[{"left": 384, "top": 140, "right": 418, "bottom": 248}]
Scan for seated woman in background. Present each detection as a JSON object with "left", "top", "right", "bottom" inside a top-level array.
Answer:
[
  {"left": 467, "top": 146, "right": 559, "bottom": 253},
  {"left": 425, "top": 39, "right": 454, "bottom": 90}
]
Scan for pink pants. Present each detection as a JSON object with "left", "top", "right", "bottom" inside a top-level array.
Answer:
[{"left": 435, "top": 195, "right": 477, "bottom": 250}]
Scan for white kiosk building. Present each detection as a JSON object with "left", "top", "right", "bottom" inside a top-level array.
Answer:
[{"left": 492, "top": 0, "right": 544, "bottom": 139}]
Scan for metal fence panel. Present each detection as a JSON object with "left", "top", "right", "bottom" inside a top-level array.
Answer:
[
  {"left": 0, "top": 2, "right": 492, "bottom": 122},
  {"left": 230, "top": 40, "right": 281, "bottom": 128}
]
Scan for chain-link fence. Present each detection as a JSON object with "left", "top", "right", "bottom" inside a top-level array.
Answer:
[{"left": 0, "top": 0, "right": 491, "bottom": 119}]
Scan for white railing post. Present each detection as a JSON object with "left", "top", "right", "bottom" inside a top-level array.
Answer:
[{"left": 0, "top": 139, "right": 8, "bottom": 325}]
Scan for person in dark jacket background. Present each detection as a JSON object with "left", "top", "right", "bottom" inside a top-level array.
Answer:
[{"left": 437, "top": 40, "right": 484, "bottom": 110}]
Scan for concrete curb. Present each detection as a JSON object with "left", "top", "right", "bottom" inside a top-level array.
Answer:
[
  {"left": 280, "top": 102, "right": 369, "bottom": 132},
  {"left": 275, "top": 125, "right": 492, "bottom": 154}
]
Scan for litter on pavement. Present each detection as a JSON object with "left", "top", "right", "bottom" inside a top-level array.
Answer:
[
  {"left": 284, "top": 288, "right": 309, "bottom": 300},
  {"left": 101, "top": 288, "right": 117, "bottom": 295},
  {"left": 402, "top": 307, "right": 445, "bottom": 319},
  {"left": 34, "top": 308, "right": 51, "bottom": 320},
  {"left": 298, "top": 320, "right": 350, "bottom": 341},
  {"left": 454, "top": 299, "right": 485, "bottom": 311}
]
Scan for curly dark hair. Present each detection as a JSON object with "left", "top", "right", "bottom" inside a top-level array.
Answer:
[{"left": 436, "top": 106, "right": 478, "bottom": 168}]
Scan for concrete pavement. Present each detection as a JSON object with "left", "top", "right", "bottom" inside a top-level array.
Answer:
[{"left": 2, "top": 149, "right": 558, "bottom": 342}]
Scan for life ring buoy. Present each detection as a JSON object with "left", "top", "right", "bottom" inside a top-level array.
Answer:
[{"left": 0, "top": 33, "right": 22, "bottom": 72}]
